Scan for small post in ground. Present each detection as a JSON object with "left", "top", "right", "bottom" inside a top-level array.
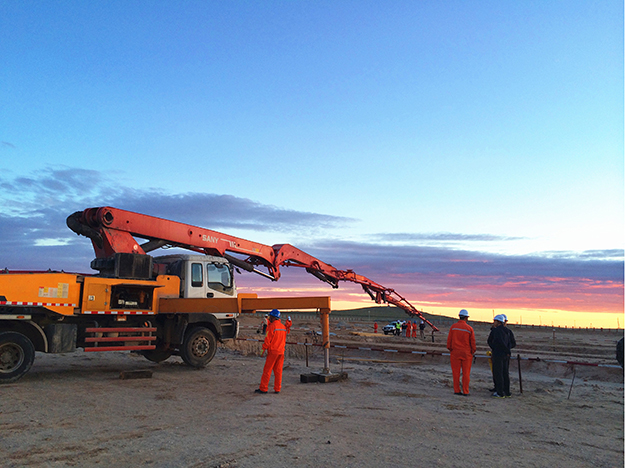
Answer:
[
  {"left": 567, "top": 366, "right": 576, "bottom": 400},
  {"left": 305, "top": 338, "right": 309, "bottom": 367},
  {"left": 517, "top": 354, "right": 523, "bottom": 394}
]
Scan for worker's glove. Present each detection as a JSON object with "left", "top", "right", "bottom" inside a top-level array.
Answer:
[{"left": 261, "top": 349, "right": 266, "bottom": 357}]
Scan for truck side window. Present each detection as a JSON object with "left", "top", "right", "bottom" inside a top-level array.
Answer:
[
  {"left": 191, "top": 263, "right": 203, "bottom": 288},
  {"left": 207, "top": 263, "right": 232, "bottom": 289}
]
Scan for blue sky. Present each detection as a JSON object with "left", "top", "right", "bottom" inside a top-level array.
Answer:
[{"left": 0, "top": 1, "right": 623, "bottom": 326}]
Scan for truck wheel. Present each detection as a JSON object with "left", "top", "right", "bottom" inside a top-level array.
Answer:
[
  {"left": 0, "top": 332, "right": 35, "bottom": 384},
  {"left": 181, "top": 327, "right": 217, "bottom": 368}
]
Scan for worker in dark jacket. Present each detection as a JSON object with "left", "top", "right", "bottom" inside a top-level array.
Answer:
[
  {"left": 488, "top": 314, "right": 512, "bottom": 398},
  {"left": 489, "top": 314, "right": 516, "bottom": 392}
]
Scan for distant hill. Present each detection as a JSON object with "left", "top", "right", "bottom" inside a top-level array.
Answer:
[
  {"left": 330, "top": 305, "right": 459, "bottom": 324},
  {"left": 330, "top": 306, "right": 507, "bottom": 328}
]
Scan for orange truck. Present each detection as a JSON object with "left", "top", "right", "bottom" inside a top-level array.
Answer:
[{"left": 0, "top": 207, "right": 433, "bottom": 383}]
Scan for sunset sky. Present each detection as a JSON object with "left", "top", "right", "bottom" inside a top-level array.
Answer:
[{"left": 1, "top": 1, "right": 623, "bottom": 327}]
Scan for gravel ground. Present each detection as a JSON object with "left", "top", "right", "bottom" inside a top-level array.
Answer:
[{"left": 1, "top": 326, "right": 623, "bottom": 468}]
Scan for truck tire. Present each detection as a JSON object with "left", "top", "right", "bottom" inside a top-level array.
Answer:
[
  {"left": 141, "top": 347, "right": 173, "bottom": 363},
  {"left": 181, "top": 327, "right": 217, "bottom": 368},
  {"left": 0, "top": 332, "right": 35, "bottom": 384}
]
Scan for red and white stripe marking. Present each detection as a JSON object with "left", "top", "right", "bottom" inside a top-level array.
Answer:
[
  {"left": 83, "top": 310, "right": 156, "bottom": 315},
  {"left": 0, "top": 300, "right": 76, "bottom": 307}
]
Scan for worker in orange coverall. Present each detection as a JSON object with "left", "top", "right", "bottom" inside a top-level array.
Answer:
[
  {"left": 255, "top": 309, "right": 287, "bottom": 394},
  {"left": 285, "top": 316, "right": 292, "bottom": 334},
  {"left": 446, "top": 309, "right": 476, "bottom": 396},
  {"left": 405, "top": 320, "right": 412, "bottom": 337},
  {"left": 412, "top": 321, "right": 418, "bottom": 338}
]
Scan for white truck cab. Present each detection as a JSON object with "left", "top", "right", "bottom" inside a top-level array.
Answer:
[{"left": 154, "top": 254, "right": 236, "bottom": 299}]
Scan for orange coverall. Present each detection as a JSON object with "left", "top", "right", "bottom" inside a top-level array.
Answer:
[
  {"left": 411, "top": 323, "right": 417, "bottom": 338},
  {"left": 446, "top": 320, "right": 476, "bottom": 395},
  {"left": 285, "top": 319, "right": 292, "bottom": 334},
  {"left": 260, "top": 319, "right": 287, "bottom": 392},
  {"left": 405, "top": 321, "right": 412, "bottom": 337}
]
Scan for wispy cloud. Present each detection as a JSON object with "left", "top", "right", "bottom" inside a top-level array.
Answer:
[
  {"left": 370, "top": 232, "right": 525, "bottom": 243},
  {"left": 114, "top": 192, "right": 356, "bottom": 232},
  {"left": 0, "top": 168, "right": 355, "bottom": 232},
  {"left": 0, "top": 168, "right": 354, "bottom": 270},
  {"left": 246, "top": 240, "right": 624, "bottom": 314}
]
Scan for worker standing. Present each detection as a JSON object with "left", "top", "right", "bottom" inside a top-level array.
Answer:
[
  {"left": 373, "top": 322, "right": 378, "bottom": 334},
  {"left": 446, "top": 309, "right": 476, "bottom": 396},
  {"left": 411, "top": 321, "right": 417, "bottom": 338},
  {"left": 395, "top": 321, "right": 401, "bottom": 336},
  {"left": 487, "top": 314, "right": 515, "bottom": 392},
  {"left": 488, "top": 314, "right": 512, "bottom": 398},
  {"left": 406, "top": 320, "right": 412, "bottom": 338},
  {"left": 285, "top": 316, "right": 292, "bottom": 334},
  {"left": 419, "top": 320, "right": 426, "bottom": 339},
  {"left": 256, "top": 309, "right": 287, "bottom": 394}
]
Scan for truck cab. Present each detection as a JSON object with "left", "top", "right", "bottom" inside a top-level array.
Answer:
[{"left": 154, "top": 255, "right": 236, "bottom": 299}]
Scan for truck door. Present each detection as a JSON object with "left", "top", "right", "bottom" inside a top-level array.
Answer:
[
  {"left": 186, "top": 261, "right": 234, "bottom": 298},
  {"left": 187, "top": 261, "right": 207, "bottom": 298}
]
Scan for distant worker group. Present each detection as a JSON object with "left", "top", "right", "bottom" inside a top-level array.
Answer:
[{"left": 377, "top": 319, "right": 429, "bottom": 339}]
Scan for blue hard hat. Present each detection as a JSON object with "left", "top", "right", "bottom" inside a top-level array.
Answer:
[{"left": 269, "top": 309, "right": 280, "bottom": 318}]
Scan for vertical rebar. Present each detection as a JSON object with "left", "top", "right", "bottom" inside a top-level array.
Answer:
[
  {"left": 305, "top": 338, "right": 309, "bottom": 367},
  {"left": 517, "top": 354, "right": 523, "bottom": 394},
  {"left": 567, "top": 366, "right": 576, "bottom": 400}
]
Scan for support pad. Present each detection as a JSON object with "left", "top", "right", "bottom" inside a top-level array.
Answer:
[{"left": 300, "top": 372, "right": 348, "bottom": 384}]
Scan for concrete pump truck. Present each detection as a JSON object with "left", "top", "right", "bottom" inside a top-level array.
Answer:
[{"left": 0, "top": 206, "right": 436, "bottom": 383}]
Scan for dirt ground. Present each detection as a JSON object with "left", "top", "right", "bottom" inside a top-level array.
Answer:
[{"left": 1, "top": 316, "right": 623, "bottom": 468}]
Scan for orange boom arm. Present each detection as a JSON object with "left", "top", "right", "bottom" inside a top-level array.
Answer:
[{"left": 67, "top": 207, "right": 438, "bottom": 331}]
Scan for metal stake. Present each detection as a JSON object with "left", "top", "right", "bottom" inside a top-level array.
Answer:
[
  {"left": 517, "top": 354, "right": 523, "bottom": 394},
  {"left": 567, "top": 366, "right": 576, "bottom": 400}
]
